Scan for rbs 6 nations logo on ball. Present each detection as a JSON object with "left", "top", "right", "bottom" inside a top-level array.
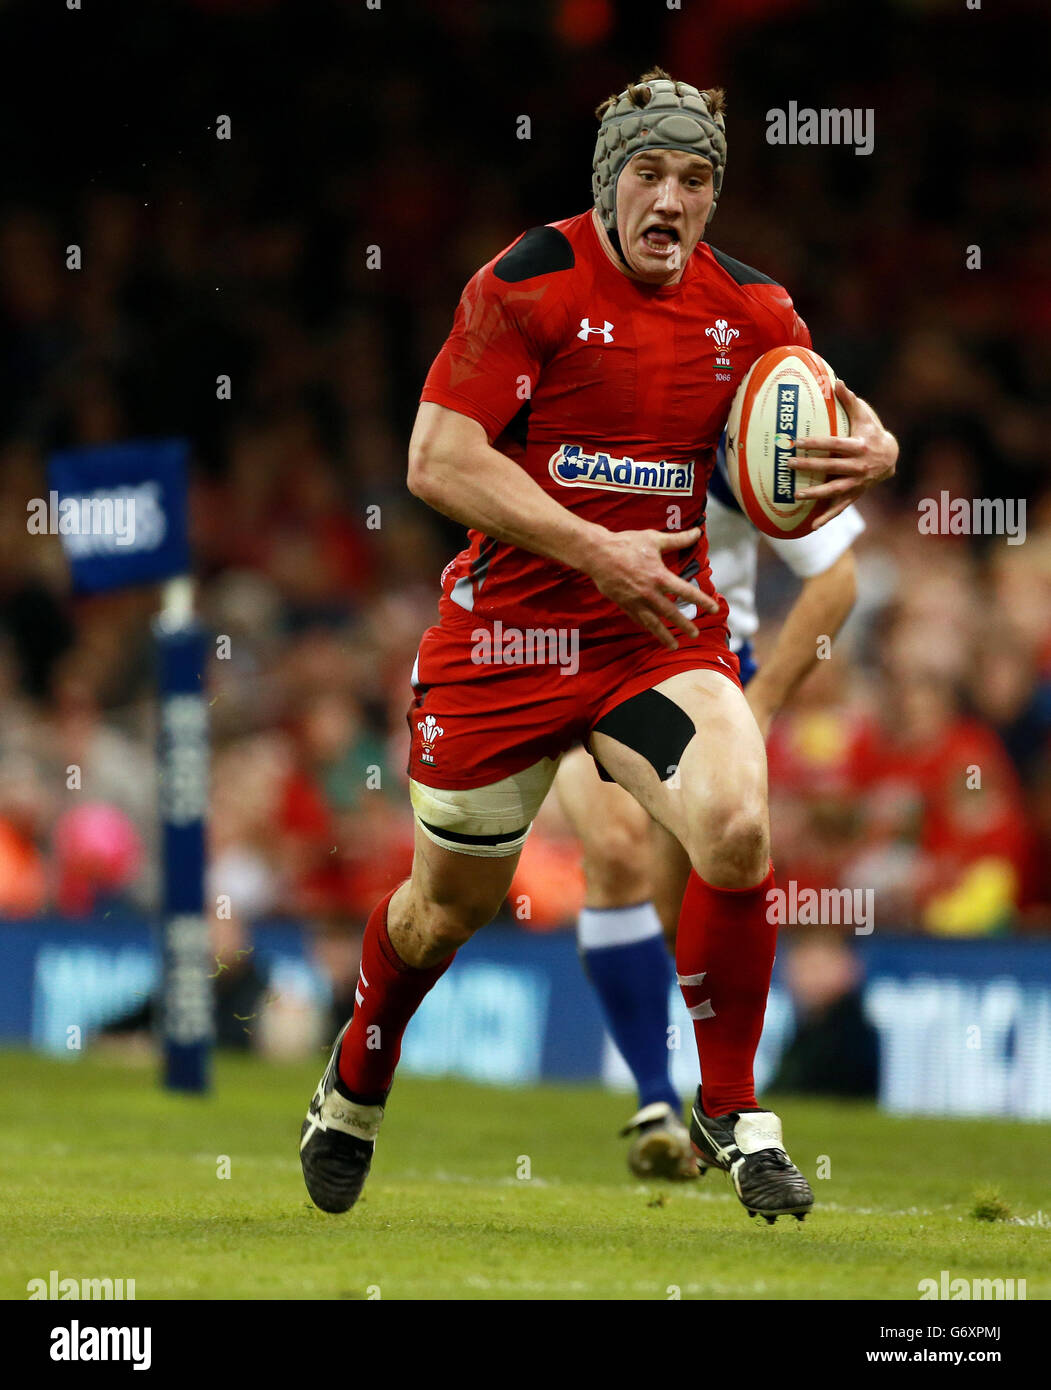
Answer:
[{"left": 724, "top": 346, "right": 850, "bottom": 538}]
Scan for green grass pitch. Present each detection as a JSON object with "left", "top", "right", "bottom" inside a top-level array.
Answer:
[{"left": 1, "top": 1050, "right": 1047, "bottom": 1301}]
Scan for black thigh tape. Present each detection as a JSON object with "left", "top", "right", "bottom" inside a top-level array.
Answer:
[{"left": 590, "top": 688, "right": 696, "bottom": 784}]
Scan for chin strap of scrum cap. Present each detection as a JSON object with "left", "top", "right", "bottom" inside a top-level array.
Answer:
[{"left": 593, "top": 77, "right": 727, "bottom": 265}]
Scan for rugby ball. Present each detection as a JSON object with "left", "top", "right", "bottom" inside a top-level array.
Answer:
[{"left": 724, "top": 346, "right": 850, "bottom": 538}]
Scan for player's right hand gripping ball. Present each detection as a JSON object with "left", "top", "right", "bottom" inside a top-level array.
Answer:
[{"left": 724, "top": 346, "right": 850, "bottom": 538}]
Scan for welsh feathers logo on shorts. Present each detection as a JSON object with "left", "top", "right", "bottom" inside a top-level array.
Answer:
[
  {"left": 417, "top": 714, "right": 444, "bottom": 765},
  {"left": 549, "top": 444, "right": 694, "bottom": 495}
]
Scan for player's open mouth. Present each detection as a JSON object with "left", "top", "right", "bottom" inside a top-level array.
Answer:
[{"left": 642, "top": 225, "right": 680, "bottom": 254}]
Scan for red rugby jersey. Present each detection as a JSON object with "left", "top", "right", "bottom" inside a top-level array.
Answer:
[{"left": 420, "top": 209, "right": 810, "bottom": 639}]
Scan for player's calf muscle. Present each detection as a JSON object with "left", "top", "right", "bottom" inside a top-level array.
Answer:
[
  {"left": 579, "top": 806, "right": 652, "bottom": 905},
  {"left": 389, "top": 883, "right": 496, "bottom": 967},
  {"left": 388, "top": 842, "right": 519, "bottom": 967},
  {"left": 582, "top": 842, "right": 651, "bottom": 907}
]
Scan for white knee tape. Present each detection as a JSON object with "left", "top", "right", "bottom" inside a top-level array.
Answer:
[
  {"left": 415, "top": 817, "right": 532, "bottom": 859},
  {"left": 409, "top": 756, "right": 561, "bottom": 859}
]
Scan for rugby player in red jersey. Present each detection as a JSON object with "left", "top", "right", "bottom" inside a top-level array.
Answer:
[{"left": 300, "top": 68, "right": 898, "bottom": 1221}]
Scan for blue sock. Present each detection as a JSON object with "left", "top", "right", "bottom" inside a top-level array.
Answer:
[{"left": 578, "top": 902, "right": 680, "bottom": 1114}]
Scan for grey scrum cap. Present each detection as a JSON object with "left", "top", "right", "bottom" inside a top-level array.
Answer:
[{"left": 592, "top": 77, "right": 727, "bottom": 233}]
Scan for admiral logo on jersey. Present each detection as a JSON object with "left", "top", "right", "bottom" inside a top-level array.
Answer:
[{"left": 550, "top": 444, "right": 695, "bottom": 495}]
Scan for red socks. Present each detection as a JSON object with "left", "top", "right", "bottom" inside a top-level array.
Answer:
[
  {"left": 339, "top": 868, "right": 776, "bottom": 1114},
  {"left": 337, "top": 885, "right": 455, "bottom": 1103},
  {"left": 676, "top": 864, "right": 777, "bottom": 1117}
]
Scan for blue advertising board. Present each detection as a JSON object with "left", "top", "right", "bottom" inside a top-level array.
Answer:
[
  {"left": 45, "top": 439, "right": 190, "bottom": 593},
  {"left": 2, "top": 921, "right": 1050, "bottom": 1119}
]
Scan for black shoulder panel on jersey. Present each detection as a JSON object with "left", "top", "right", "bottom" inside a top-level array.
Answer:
[
  {"left": 494, "top": 227, "right": 575, "bottom": 283},
  {"left": 708, "top": 245, "right": 778, "bottom": 287},
  {"left": 502, "top": 398, "right": 532, "bottom": 450}
]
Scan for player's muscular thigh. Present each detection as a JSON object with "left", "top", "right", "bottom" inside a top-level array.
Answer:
[{"left": 589, "top": 668, "right": 769, "bottom": 888}]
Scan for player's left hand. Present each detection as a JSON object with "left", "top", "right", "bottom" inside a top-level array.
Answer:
[{"left": 789, "top": 380, "right": 898, "bottom": 529}]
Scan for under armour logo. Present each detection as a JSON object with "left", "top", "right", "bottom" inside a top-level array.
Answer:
[{"left": 578, "top": 317, "right": 614, "bottom": 343}]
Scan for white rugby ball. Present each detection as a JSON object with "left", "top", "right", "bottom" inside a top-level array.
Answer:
[{"left": 724, "top": 346, "right": 850, "bottom": 538}]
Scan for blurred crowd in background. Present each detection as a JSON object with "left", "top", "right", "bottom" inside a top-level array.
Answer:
[{"left": 1, "top": 0, "right": 1049, "bottom": 967}]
